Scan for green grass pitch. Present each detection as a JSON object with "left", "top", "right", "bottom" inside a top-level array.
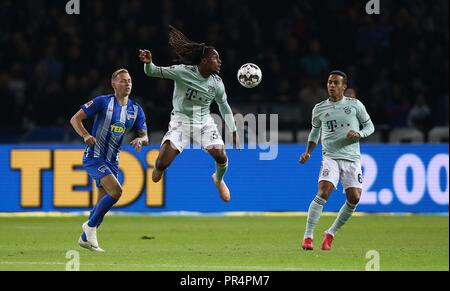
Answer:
[{"left": 0, "top": 215, "right": 448, "bottom": 271}]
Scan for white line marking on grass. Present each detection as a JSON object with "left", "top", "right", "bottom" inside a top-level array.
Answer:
[{"left": 0, "top": 261, "right": 341, "bottom": 271}]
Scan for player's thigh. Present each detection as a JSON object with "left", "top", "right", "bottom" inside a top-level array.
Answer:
[
  {"left": 199, "top": 121, "right": 225, "bottom": 153},
  {"left": 155, "top": 140, "right": 180, "bottom": 170},
  {"left": 318, "top": 158, "right": 340, "bottom": 188},
  {"left": 83, "top": 159, "right": 116, "bottom": 190},
  {"left": 161, "top": 121, "right": 189, "bottom": 153},
  {"left": 100, "top": 174, "right": 123, "bottom": 200},
  {"left": 340, "top": 160, "right": 363, "bottom": 191},
  {"left": 340, "top": 160, "right": 363, "bottom": 204},
  {"left": 317, "top": 180, "right": 335, "bottom": 200}
]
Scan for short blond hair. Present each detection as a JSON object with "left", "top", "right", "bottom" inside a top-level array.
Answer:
[{"left": 111, "top": 69, "right": 129, "bottom": 81}]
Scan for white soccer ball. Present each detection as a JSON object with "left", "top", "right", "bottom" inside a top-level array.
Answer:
[{"left": 237, "top": 63, "right": 262, "bottom": 88}]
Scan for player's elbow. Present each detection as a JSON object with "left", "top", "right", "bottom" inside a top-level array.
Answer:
[
  {"left": 367, "top": 124, "right": 375, "bottom": 137},
  {"left": 69, "top": 115, "right": 78, "bottom": 128},
  {"left": 70, "top": 114, "right": 83, "bottom": 129}
]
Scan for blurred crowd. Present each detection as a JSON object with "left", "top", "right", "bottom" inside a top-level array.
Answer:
[{"left": 0, "top": 0, "right": 448, "bottom": 141}]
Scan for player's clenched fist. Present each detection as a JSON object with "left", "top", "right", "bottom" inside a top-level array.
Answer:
[
  {"left": 346, "top": 130, "right": 360, "bottom": 140},
  {"left": 83, "top": 134, "right": 96, "bottom": 148},
  {"left": 139, "top": 49, "right": 152, "bottom": 64},
  {"left": 299, "top": 153, "right": 311, "bottom": 164}
]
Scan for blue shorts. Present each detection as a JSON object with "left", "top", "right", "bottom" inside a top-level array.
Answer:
[{"left": 83, "top": 158, "right": 119, "bottom": 188}]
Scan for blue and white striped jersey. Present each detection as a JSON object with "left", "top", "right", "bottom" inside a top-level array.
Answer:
[{"left": 81, "top": 94, "right": 147, "bottom": 163}]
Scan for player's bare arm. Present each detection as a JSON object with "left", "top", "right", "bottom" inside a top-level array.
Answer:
[
  {"left": 139, "top": 49, "right": 152, "bottom": 64},
  {"left": 70, "top": 109, "right": 96, "bottom": 147},
  {"left": 233, "top": 131, "right": 241, "bottom": 151},
  {"left": 299, "top": 141, "right": 317, "bottom": 164},
  {"left": 130, "top": 130, "right": 149, "bottom": 153}
]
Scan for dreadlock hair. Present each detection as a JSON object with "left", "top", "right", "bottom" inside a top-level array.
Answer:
[{"left": 168, "top": 25, "right": 215, "bottom": 65}]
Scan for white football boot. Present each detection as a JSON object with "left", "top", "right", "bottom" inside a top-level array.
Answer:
[
  {"left": 78, "top": 236, "right": 105, "bottom": 252},
  {"left": 81, "top": 222, "right": 104, "bottom": 252}
]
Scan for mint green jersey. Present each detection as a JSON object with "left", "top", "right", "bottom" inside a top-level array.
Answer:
[
  {"left": 308, "top": 97, "right": 375, "bottom": 162},
  {"left": 144, "top": 63, "right": 237, "bottom": 132}
]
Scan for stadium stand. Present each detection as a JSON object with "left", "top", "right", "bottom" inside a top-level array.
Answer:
[
  {"left": 428, "top": 126, "right": 449, "bottom": 143},
  {"left": 0, "top": 0, "right": 448, "bottom": 143},
  {"left": 388, "top": 128, "right": 425, "bottom": 144}
]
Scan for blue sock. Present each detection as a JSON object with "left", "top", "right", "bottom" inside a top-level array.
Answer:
[
  {"left": 87, "top": 195, "right": 118, "bottom": 228},
  {"left": 97, "top": 216, "right": 104, "bottom": 228},
  {"left": 88, "top": 207, "right": 104, "bottom": 228}
]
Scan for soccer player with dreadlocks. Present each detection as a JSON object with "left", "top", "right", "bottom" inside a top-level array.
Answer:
[{"left": 139, "top": 26, "right": 239, "bottom": 202}]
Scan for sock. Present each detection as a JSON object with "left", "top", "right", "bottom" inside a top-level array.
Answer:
[
  {"left": 81, "top": 205, "right": 106, "bottom": 241},
  {"left": 327, "top": 201, "right": 357, "bottom": 236},
  {"left": 304, "top": 196, "right": 327, "bottom": 239},
  {"left": 215, "top": 162, "right": 228, "bottom": 182},
  {"left": 87, "top": 195, "right": 118, "bottom": 228}
]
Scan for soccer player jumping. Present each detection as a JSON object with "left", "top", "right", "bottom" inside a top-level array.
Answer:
[
  {"left": 299, "top": 71, "right": 375, "bottom": 251},
  {"left": 70, "top": 69, "right": 148, "bottom": 252},
  {"left": 139, "top": 26, "right": 239, "bottom": 202}
]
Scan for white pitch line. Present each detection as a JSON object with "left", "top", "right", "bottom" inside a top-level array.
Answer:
[{"left": 0, "top": 261, "right": 341, "bottom": 271}]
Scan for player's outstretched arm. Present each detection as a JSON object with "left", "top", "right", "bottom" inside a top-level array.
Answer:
[
  {"left": 232, "top": 131, "right": 241, "bottom": 151},
  {"left": 70, "top": 109, "right": 96, "bottom": 147},
  {"left": 140, "top": 49, "right": 181, "bottom": 81}
]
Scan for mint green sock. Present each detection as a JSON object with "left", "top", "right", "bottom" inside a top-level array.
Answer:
[
  {"left": 215, "top": 162, "right": 228, "bottom": 182},
  {"left": 327, "top": 201, "right": 357, "bottom": 236},
  {"left": 304, "top": 195, "right": 327, "bottom": 239}
]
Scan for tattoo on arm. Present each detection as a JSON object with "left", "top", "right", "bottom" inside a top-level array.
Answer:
[{"left": 138, "top": 130, "right": 149, "bottom": 146}]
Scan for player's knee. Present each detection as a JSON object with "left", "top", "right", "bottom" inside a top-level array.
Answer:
[
  {"left": 346, "top": 189, "right": 362, "bottom": 205},
  {"left": 317, "top": 190, "right": 330, "bottom": 201},
  {"left": 110, "top": 186, "right": 123, "bottom": 200},
  {"left": 215, "top": 152, "right": 228, "bottom": 165},
  {"left": 348, "top": 194, "right": 361, "bottom": 205}
]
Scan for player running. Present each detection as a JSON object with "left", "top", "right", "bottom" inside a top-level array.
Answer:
[
  {"left": 70, "top": 69, "right": 148, "bottom": 252},
  {"left": 299, "top": 70, "right": 375, "bottom": 251},
  {"left": 139, "top": 26, "right": 239, "bottom": 202}
]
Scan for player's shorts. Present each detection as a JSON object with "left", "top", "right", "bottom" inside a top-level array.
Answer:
[
  {"left": 161, "top": 116, "right": 224, "bottom": 153},
  {"left": 83, "top": 158, "right": 119, "bottom": 188},
  {"left": 318, "top": 157, "right": 363, "bottom": 190}
]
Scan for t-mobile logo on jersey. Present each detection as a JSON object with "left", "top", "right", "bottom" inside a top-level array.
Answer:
[
  {"left": 365, "top": 0, "right": 381, "bottom": 15},
  {"left": 66, "top": 0, "right": 80, "bottom": 15},
  {"left": 326, "top": 120, "right": 338, "bottom": 132}
]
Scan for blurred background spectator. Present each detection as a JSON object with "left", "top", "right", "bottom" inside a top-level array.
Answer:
[
  {"left": 0, "top": 0, "right": 448, "bottom": 143},
  {"left": 407, "top": 93, "right": 432, "bottom": 133}
]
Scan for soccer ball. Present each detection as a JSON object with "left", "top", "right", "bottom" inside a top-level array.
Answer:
[{"left": 237, "top": 63, "right": 262, "bottom": 88}]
